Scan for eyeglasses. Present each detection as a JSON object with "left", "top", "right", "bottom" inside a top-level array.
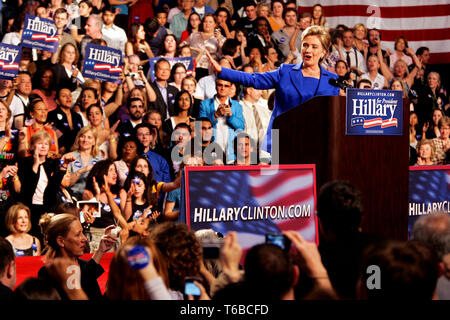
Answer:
[{"left": 165, "top": 39, "right": 176, "bottom": 43}]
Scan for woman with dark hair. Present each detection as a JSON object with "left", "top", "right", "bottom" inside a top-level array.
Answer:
[
  {"left": 159, "top": 34, "right": 179, "bottom": 58},
  {"left": 162, "top": 90, "right": 194, "bottom": 138},
  {"left": 86, "top": 104, "right": 118, "bottom": 160},
  {"left": 75, "top": 87, "right": 100, "bottom": 126},
  {"left": 32, "top": 67, "right": 57, "bottom": 112},
  {"left": 311, "top": 4, "right": 329, "bottom": 30},
  {"left": 126, "top": 22, "right": 154, "bottom": 74},
  {"left": 169, "top": 62, "right": 187, "bottom": 91},
  {"left": 215, "top": 7, "right": 235, "bottom": 39},
  {"left": 268, "top": 0, "right": 284, "bottom": 32},
  {"left": 82, "top": 159, "right": 127, "bottom": 253},
  {"left": 70, "top": 0, "right": 93, "bottom": 43},
  {"left": 389, "top": 36, "right": 413, "bottom": 71},
  {"left": 247, "top": 16, "right": 274, "bottom": 51},
  {"left": 113, "top": 135, "right": 142, "bottom": 187},
  {"left": 180, "top": 12, "right": 201, "bottom": 43}
]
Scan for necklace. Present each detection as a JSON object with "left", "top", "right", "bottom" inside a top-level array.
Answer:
[{"left": 302, "top": 67, "right": 321, "bottom": 77}]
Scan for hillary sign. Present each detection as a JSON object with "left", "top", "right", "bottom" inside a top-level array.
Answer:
[
  {"left": 346, "top": 88, "right": 403, "bottom": 135},
  {"left": 82, "top": 43, "right": 122, "bottom": 83},
  {"left": 21, "top": 14, "right": 59, "bottom": 53},
  {"left": 182, "top": 165, "right": 318, "bottom": 250},
  {"left": 0, "top": 43, "right": 21, "bottom": 79}
]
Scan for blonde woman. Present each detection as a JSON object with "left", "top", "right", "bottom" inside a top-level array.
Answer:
[
  {"left": 66, "top": 126, "right": 103, "bottom": 199},
  {"left": 5, "top": 203, "right": 41, "bottom": 256}
]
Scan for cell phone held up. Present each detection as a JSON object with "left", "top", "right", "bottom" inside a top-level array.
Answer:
[
  {"left": 184, "top": 276, "right": 202, "bottom": 297},
  {"left": 201, "top": 238, "right": 224, "bottom": 260},
  {"left": 265, "top": 233, "right": 291, "bottom": 252}
]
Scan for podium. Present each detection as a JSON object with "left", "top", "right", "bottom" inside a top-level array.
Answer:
[{"left": 272, "top": 95, "right": 409, "bottom": 240}]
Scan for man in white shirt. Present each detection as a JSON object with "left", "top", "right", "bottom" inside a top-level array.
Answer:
[
  {"left": 9, "top": 72, "right": 33, "bottom": 130},
  {"left": 194, "top": 58, "right": 232, "bottom": 100},
  {"left": 240, "top": 86, "right": 272, "bottom": 161},
  {"left": 101, "top": 5, "right": 128, "bottom": 56},
  {"left": 339, "top": 28, "right": 367, "bottom": 75}
]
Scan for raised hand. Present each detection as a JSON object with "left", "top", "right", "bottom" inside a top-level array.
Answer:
[{"left": 205, "top": 50, "right": 222, "bottom": 73}]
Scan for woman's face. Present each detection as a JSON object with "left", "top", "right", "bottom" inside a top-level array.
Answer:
[
  {"left": 33, "top": 139, "right": 50, "bottom": 157},
  {"left": 432, "top": 110, "right": 443, "bottom": 125},
  {"left": 130, "top": 89, "right": 144, "bottom": 101},
  {"left": 236, "top": 31, "right": 245, "bottom": 43},
  {"left": 135, "top": 158, "right": 150, "bottom": 177},
  {"left": 409, "top": 113, "right": 418, "bottom": 126},
  {"left": 258, "top": 6, "right": 269, "bottom": 18},
  {"left": 313, "top": 5, "right": 322, "bottom": 19},
  {"left": 78, "top": 130, "right": 95, "bottom": 152},
  {"left": 41, "top": 70, "right": 53, "bottom": 90},
  {"left": 266, "top": 48, "right": 278, "bottom": 63},
  {"left": 61, "top": 45, "right": 76, "bottom": 64},
  {"left": 79, "top": 2, "right": 91, "bottom": 17},
  {"left": 419, "top": 144, "right": 432, "bottom": 160},
  {"left": 256, "top": 19, "right": 269, "bottom": 36},
  {"left": 189, "top": 14, "right": 201, "bottom": 29},
  {"left": 164, "top": 35, "right": 177, "bottom": 53},
  {"left": 391, "top": 80, "right": 403, "bottom": 91},
  {"left": 272, "top": 2, "right": 283, "bottom": 17},
  {"left": 104, "top": 82, "right": 118, "bottom": 93},
  {"left": 301, "top": 35, "right": 326, "bottom": 68},
  {"left": 180, "top": 47, "right": 192, "bottom": 57},
  {"left": 427, "top": 73, "right": 439, "bottom": 89},
  {"left": 367, "top": 56, "right": 379, "bottom": 72},
  {"left": 87, "top": 106, "right": 103, "bottom": 127},
  {"left": 0, "top": 104, "right": 9, "bottom": 122},
  {"left": 202, "top": 16, "right": 216, "bottom": 33},
  {"left": 249, "top": 48, "right": 261, "bottom": 61},
  {"left": 216, "top": 11, "right": 228, "bottom": 24},
  {"left": 133, "top": 177, "right": 146, "bottom": 197},
  {"left": 182, "top": 79, "right": 196, "bottom": 95},
  {"left": 15, "top": 209, "right": 30, "bottom": 233},
  {"left": 354, "top": 27, "right": 365, "bottom": 40},
  {"left": 137, "top": 25, "right": 146, "bottom": 40},
  {"left": 105, "top": 164, "right": 118, "bottom": 186},
  {"left": 147, "top": 112, "right": 162, "bottom": 129},
  {"left": 440, "top": 124, "right": 450, "bottom": 139},
  {"left": 122, "top": 141, "right": 138, "bottom": 163},
  {"left": 82, "top": 90, "right": 96, "bottom": 109},
  {"left": 173, "top": 66, "right": 187, "bottom": 85},
  {"left": 395, "top": 38, "right": 406, "bottom": 52},
  {"left": 335, "top": 61, "right": 348, "bottom": 76},
  {"left": 237, "top": 137, "right": 252, "bottom": 159},
  {"left": 31, "top": 101, "right": 48, "bottom": 124},
  {"left": 178, "top": 92, "right": 191, "bottom": 111},
  {"left": 62, "top": 220, "right": 88, "bottom": 258}
]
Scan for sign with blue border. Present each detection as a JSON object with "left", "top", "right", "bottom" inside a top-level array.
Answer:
[
  {"left": 0, "top": 43, "right": 21, "bottom": 79},
  {"left": 21, "top": 14, "right": 59, "bottom": 53},
  {"left": 82, "top": 43, "right": 123, "bottom": 84},
  {"left": 345, "top": 88, "right": 403, "bottom": 135}
]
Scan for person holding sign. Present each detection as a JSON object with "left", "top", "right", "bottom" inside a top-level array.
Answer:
[
  {"left": 206, "top": 26, "right": 341, "bottom": 153},
  {"left": 52, "top": 43, "right": 84, "bottom": 91}
]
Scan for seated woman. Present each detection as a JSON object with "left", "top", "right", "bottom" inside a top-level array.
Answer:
[
  {"left": 37, "top": 213, "right": 117, "bottom": 300},
  {"left": 5, "top": 203, "right": 41, "bottom": 257},
  {"left": 17, "top": 97, "right": 59, "bottom": 159},
  {"left": 67, "top": 126, "right": 103, "bottom": 199},
  {"left": 162, "top": 90, "right": 195, "bottom": 139},
  {"left": 415, "top": 139, "right": 436, "bottom": 166}
]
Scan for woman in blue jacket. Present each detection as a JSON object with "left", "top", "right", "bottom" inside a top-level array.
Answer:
[{"left": 207, "top": 26, "right": 340, "bottom": 153}]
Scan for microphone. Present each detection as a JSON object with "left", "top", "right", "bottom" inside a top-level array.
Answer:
[{"left": 328, "top": 78, "right": 353, "bottom": 90}]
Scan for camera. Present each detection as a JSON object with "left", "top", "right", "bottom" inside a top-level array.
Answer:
[
  {"left": 129, "top": 72, "right": 138, "bottom": 78},
  {"left": 110, "top": 226, "right": 122, "bottom": 238},
  {"left": 265, "top": 233, "right": 291, "bottom": 252},
  {"left": 201, "top": 238, "right": 224, "bottom": 259}
]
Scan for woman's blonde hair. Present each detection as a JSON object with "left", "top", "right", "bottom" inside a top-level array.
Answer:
[
  {"left": 71, "top": 126, "right": 99, "bottom": 157},
  {"left": 29, "top": 130, "right": 53, "bottom": 153},
  {"left": 41, "top": 213, "right": 79, "bottom": 261},
  {"left": 0, "top": 100, "right": 12, "bottom": 123},
  {"left": 301, "top": 26, "right": 331, "bottom": 62},
  {"left": 5, "top": 203, "right": 32, "bottom": 233},
  {"left": 417, "top": 139, "right": 435, "bottom": 161},
  {"left": 390, "top": 77, "right": 408, "bottom": 98},
  {"left": 353, "top": 23, "right": 367, "bottom": 38}
]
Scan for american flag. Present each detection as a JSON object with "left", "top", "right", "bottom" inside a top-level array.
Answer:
[
  {"left": 185, "top": 165, "right": 318, "bottom": 254},
  {"left": 408, "top": 166, "right": 450, "bottom": 239},
  {"left": 30, "top": 33, "right": 58, "bottom": 42},
  {"left": 0, "top": 61, "right": 19, "bottom": 70},
  {"left": 85, "top": 61, "right": 122, "bottom": 73},
  {"left": 351, "top": 116, "right": 398, "bottom": 128},
  {"left": 298, "top": 0, "right": 450, "bottom": 64}
]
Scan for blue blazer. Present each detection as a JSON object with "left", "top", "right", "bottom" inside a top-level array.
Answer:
[
  {"left": 219, "top": 63, "right": 339, "bottom": 152},
  {"left": 199, "top": 97, "right": 245, "bottom": 162}
]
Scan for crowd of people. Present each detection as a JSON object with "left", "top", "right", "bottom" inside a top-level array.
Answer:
[{"left": 0, "top": 0, "right": 448, "bottom": 301}]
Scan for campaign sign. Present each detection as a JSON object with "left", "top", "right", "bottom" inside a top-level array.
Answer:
[
  {"left": 0, "top": 43, "right": 21, "bottom": 79},
  {"left": 82, "top": 43, "right": 123, "bottom": 83},
  {"left": 346, "top": 88, "right": 403, "bottom": 135},
  {"left": 21, "top": 14, "right": 59, "bottom": 53},
  {"left": 182, "top": 165, "right": 318, "bottom": 251},
  {"left": 147, "top": 56, "right": 194, "bottom": 82},
  {"left": 408, "top": 165, "right": 449, "bottom": 239}
]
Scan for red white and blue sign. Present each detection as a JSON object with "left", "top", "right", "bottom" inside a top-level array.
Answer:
[
  {"left": 82, "top": 43, "right": 123, "bottom": 84},
  {"left": 181, "top": 165, "right": 318, "bottom": 253},
  {"left": 346, "top": 88, "right": 403, "bottom": 136},
  {"left": 0, "top": 43, "right": 21, "bottom": 80},
  {"left": 408, "top": 165, "right": 450, "bottom": 239},
  {"left": 21, "top": 14, "right": 59, "bottom": 53}
]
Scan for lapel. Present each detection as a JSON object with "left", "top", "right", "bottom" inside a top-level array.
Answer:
[
  {"left": 290, "top": 63, "right": 304, "bottom": 99},
  {"left": 152, "top": 81, "right": 167, "bottom": 107}
]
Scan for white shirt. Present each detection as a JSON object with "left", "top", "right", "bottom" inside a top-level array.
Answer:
[
  {"left": 361, "top": 72, "right": 385, "bottom": 90},
  {"left": 194, "top": 74, "right": 217, "bottom": 100},
  {"left": 214, "top": 96, "right": 231, "bottom": 155},
  {"left": 102, "top": 24, "right": 128, "bottom": 56},
  {"left": 32, "top": 165, "right": 48, "bottom": 205},
  {"left": 240, "top": 97, "right": 272, "bottom": 158},
  {"left": 9, "top": 94, "right": 28, "bottom": 128},
  {"left": 339, "top": 47, "right": 368, "bottom": 74}
]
